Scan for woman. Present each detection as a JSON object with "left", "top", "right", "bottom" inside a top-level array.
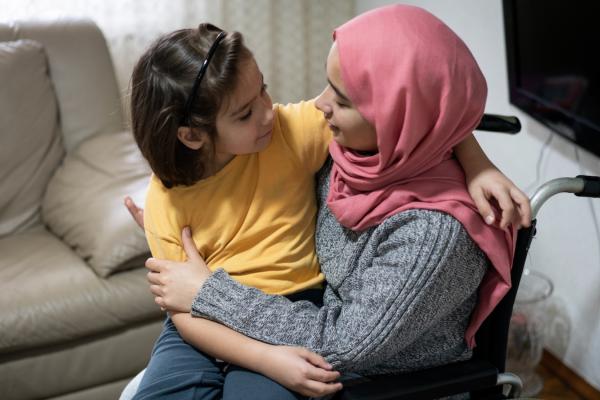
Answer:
[{"left": 125, "top": 4, "right": 525, "bottom": 399}]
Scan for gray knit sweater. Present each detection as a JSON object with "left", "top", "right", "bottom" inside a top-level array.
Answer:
[{"left": 191, "top": 161, "right": 488, "bottom": 375}]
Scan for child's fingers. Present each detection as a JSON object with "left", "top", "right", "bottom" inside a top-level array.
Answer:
[
  {"left": 154, "top": 296, "right": 166, "bottom": 308},
  {"left": 135, "top": 211, "right": 144, "bottom": 228},
  {"left": 303, "top": 349, "right": 333, "bottom": 370},
  {"left": 146, "top": 271, "right": 161, "bottom": 285},
  {"left": 149, "top": 284, "right": 162, "bottom": 297},
  {"left": 124, "top": 196, "right": 135, "bottom": 212},
  {"left": 510, "top": 187, "right": 531, "bottom": 228},
  {"left": 471, "top": 188, "right": 496, "bottom": 225},
  {"left": 145, "top": 257, "right": 164, "bottom": 273},
  {"left": 124, "top": 196, "right": 145, "bottom": 229},
  {"left": 491, "top": 187, "right": 515, "bottom": 229},
  {"left": 306, "top": 365, "right": 341, "bottom": 383},
  {"left": 180, "top": 226, "right": 203, "bottom": 264}
]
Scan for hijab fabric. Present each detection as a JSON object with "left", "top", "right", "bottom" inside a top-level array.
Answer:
[{"left": 327, "top": 4, "right": 516, "bottom": 348}]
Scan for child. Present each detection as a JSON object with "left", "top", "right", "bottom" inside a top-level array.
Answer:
[
  {"left": 129, "top": 23, "right": 337, "bottom": 400},
  {"left": 126, "top": 20, "right": 529, "bottom": 399}
]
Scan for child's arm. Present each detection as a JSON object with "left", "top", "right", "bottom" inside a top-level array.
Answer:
[
  {"left": 454, "top": 134, "right": 531, "bottom": 228},
  {"left": 170, "top": 312, "right": 342, "bottom": 397}
]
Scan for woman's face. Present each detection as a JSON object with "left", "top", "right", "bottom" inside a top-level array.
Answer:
[{"left": 315, "top": 43, "right": 377, "bottom": 152}]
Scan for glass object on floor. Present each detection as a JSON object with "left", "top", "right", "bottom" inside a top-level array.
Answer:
[
  {"left": 544, "top": 294, "right": 571, "bottom": 359},
  {"left": 507, "top": 268, "right": 554, "bottom": 397}
]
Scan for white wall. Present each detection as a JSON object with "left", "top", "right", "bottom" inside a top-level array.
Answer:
[{"left": 358, "top": 0, "right": 600, "bottom": 389}]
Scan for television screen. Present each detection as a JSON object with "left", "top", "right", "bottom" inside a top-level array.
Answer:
[{"left": 503, "top": 0, "right": 600, "bottom": 156}]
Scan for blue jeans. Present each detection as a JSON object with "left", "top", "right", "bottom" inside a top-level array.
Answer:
[{"left": 132, "top": 289, "right": 323, "bottom": 400}]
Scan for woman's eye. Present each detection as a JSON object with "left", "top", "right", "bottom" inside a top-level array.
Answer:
[
  {"left": 261, "top": 83, "right": 268, "bottom": 94},
  {"left": 240, "top": 109, "right": 252, "bottom": 121}
]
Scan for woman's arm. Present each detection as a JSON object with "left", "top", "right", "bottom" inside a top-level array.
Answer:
[
  {"left": 124, "top": 200, "right": 341, "bottom": 395},
  {"left": 170, "top": 312, "right": 342, "bottom": 397},
  {"left": 125, "top": 213, "right": 342, "bottom": 397},
  {"left": 454, "top": 134, "right": 530, "bottom": 228},
  {"left": 190, "top": 211, "right": 487, "bottom": 372}
]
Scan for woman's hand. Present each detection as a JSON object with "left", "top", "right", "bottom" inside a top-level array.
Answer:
[
  {"left": 467, "top": 166, "right": 531, "bottom": 229},
  {"left": 146, "top": 227, "right": 211, "bottom": 313},
  {"left": 258, "top": 346, "right": 343, "bottom": 398},
  {"left": 124, "top": 196, "right": 144, "bottom": 230}
]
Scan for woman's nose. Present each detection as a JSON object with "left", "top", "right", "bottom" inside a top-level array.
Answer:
[
  {"left": 263, "top": 104, "right": 274, "bottom": 126},
  {"left": 261, "top": 93, "right": 274, "bottom": 125},
  {"left": 315, "top": 88, "right": 333, "bottom": 117}
]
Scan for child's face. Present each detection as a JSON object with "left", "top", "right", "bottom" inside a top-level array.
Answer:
[
  {"left": 315, "top": 43, "right": 377, "bottom": 152},
  {"left": 214, "top": 57, "right": 274, "bottom": 162}
]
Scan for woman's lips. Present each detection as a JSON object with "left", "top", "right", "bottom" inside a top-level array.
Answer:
[{"left": 328, "top": 123, "right": 340, "bottom": 135}]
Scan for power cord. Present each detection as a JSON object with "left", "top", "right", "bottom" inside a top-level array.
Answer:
[{"left": 524, "top": 132, "right": 554, "bottom": 194}]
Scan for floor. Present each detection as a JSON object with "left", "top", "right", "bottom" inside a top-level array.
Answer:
[{"left": 536, "top": 363, "right": 586, "bottom": 400}]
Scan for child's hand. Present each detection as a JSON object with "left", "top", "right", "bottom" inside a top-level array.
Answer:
[
  {"left": 259, "top": 346, "right": 343, "bottom": 398},
  {"left": 124, "top": 196, "right": 144, "bottom": 230},
  {"left": 467, "top": 167, "right": 531, "bottom": 229},
  {"left": 145, "top": 227, "right": 211, "bottom": 313}
]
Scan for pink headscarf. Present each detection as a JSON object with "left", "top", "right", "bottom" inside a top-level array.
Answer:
[{"left": 327, "top": 4, "right": 516, "bottom": 348}]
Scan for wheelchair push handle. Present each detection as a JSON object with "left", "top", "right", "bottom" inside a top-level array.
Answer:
[
  {"left": 531, "top": 176, "right": 600, "bottom": 219},
  {"left": 575, "top": 175, "right": 600, "bottom": 198},
  {"left": 476, "top": 114, "right": 521, "bottom": 134}
]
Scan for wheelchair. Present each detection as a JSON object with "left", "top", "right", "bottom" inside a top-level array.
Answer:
[{"left": 335, "top": 114, "right": 600, "bottom": 400}]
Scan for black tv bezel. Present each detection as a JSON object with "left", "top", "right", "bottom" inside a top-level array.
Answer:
[{"left": 503, "top": 0, "right": 600, "bottom": 158}]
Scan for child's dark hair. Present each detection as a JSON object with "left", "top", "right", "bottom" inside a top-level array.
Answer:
[{"left": 130, "top": 23, "right": 252, "bottom": 188}]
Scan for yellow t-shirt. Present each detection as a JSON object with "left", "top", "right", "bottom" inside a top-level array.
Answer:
[{"left": 144, "top": 101, "right": 331, "bottom": 295}]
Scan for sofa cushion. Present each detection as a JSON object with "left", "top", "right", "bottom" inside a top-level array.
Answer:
[
  {"left": 42, "top": 130, "right": 152, "bottom": 277},
  {"left": 0, "top": 40, "right": 64, "bottom": 237},
  {"left": 2, "top": 19, "right": 125, "bottom": 152},
  {"left": 0, "top": 229, "right": 162, "bottom": 355},
  {"left": 0, "top": 321, "right": 162, "bottom": 400}
]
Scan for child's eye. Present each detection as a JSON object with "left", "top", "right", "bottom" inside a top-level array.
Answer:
[
  {"left": 336, "top": 101, "right": 349, "bottom": 108},
  {"left": 240, "top": 109, "right": 252, "bottom": 121}
]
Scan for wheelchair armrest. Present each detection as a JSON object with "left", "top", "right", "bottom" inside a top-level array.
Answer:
[{"left": 336, "top": 359, "right": 499, "bottom": 400}]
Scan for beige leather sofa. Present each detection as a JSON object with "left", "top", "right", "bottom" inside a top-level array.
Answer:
[{"left": 0, "top": 19, "right": 164, "bottom": 400}]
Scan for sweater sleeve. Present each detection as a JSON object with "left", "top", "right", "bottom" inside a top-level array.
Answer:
[{"left": 191, "top": 211, "right": 486, "bottom": 371}]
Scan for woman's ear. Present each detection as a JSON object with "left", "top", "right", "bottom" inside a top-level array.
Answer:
[{"left": 177, "top": 127, "right": 208, "bottom": 150}]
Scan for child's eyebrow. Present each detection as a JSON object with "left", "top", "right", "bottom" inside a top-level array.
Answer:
[
  {"left": 230, "top": 74, "right": 264, "bottom": 117},
  {"left": 328, "top": 78, "right": 351, "bottom": 103}
]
